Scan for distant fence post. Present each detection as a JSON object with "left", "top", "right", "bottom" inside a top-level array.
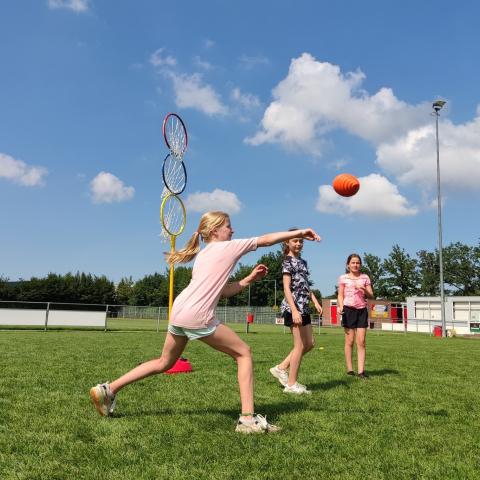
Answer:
[
  {"left": 157, "top": 307, "right": 160, "bottom": 333},
  {"left": 44, "top": 302, "right": 50, "bottom": 331},
  {"left": 105, "top": 304, "right": 109, "bottom": 332}
]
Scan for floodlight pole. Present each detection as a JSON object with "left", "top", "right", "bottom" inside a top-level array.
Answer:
[{"left": 433, "top": 100, "right": 447, "bottom": 337}]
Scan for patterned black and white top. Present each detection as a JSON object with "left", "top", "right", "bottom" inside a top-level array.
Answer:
[{"left": 280, "top": 256, "right": 311, "bottom": 315}]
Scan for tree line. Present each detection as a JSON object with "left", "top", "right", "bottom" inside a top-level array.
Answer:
[
  {"left": 361, "top": 240, "right": 480, "bottom": 301},
  {"left": 1, "top": 240, "right": 478, "bottom": 306}
]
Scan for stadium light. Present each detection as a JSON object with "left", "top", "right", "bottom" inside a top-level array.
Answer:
[{"left": 432, "top": 99, "right": 447, "bottom": 337}]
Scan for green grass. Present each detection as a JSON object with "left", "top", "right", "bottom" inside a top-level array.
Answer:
[{"left": 0, "top": 326, "right": 479, "bottom": 479}]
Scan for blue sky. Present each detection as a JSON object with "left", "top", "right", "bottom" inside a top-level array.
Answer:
[{"left": 1, "top": 1, "right": 479, "bottom": 296}]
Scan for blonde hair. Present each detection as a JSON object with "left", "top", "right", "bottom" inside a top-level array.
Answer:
[{"left": 166, "top": 211, "right": 230, "bottom": 265}]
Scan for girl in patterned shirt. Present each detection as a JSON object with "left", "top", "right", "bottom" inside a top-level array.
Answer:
[
  {"left": 337, "top": 253, "right": 374, "bottom": 379},
  {"left": 270, "top": 230, "right": 323, "bottom": 394}
]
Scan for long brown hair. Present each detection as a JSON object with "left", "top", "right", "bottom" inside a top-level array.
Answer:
[
  {"left": 282, "top": 228, "right": 300, "bottom": 257},
  {"left": 345, "top": 253, "right": 362, "bottom": 273},
  {"left": 165, "top": 211, "right": 230, "bottom": 265}
]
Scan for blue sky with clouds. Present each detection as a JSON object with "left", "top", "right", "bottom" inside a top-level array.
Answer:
[{"left": 1, "top": 1, "right": 479, "bottom": 296}]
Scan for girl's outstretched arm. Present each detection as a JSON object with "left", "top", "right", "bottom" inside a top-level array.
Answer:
[
  {"left": 221, "top": 264, "right": 268, "bottom": 298},
  {"left": 257, "top": 228, "right": 321, "bottom": 247}
]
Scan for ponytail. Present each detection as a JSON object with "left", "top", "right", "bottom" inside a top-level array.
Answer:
[
  {"left": 165, "top": 211, "right": 230, "bottom": 265},
  {"left": 166, "top": 231, "right": 201, "bottom": 265}
]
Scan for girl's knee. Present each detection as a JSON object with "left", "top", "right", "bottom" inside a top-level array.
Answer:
[
  {"left": 232, "top": 342, "right": 252, "bottom": 360},
  {"left": 304, "top": 341, "right": 314, "bottom": 353},
  {"left": 155, "top": 356, "right": 177, "bottom": 372}
]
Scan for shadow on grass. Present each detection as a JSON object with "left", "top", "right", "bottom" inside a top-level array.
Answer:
[
  {"left": 112, "top": 398, "right": 313, "bottom": 421},
  {"left": 366, "top": 368, "right": 400, "bottom": 377},
  {"left": 309, "top": 379, "right": 350, "bottom": 392}
]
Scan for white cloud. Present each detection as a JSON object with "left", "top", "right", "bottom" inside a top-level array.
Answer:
[
  {"left": 248, "top": 52, "right": 480, "bottom": 192},
  {"left": 376, "top": 116, "right": 480, "bottom": 190},
  {"left": 247, "top": 53, "right": 429, "bottom": 153},
  {"left": 0, "top": 153, "right": 47, "bottom": 186},
  {"left": 47, "top": 0, "right": 89, "bottom": 12},
  {"left": 150, "top": 48, "right": 177, "bottom": 68},
  {"left": 184, "top": 189, "right": 242, "bottom": 214},
  {"left": 239, "top": 54, "right": 270, "bottom": 70},
  {"left": 90, "top": 172, "right": 135, "bottom": 204},
  {"left": 231, "top": 87, "right": 260, "bottom": 109},
  {"left": 316, "top": 174, "right": 418, "bottom": 217},
  {"left": 204, "top": 39, "right": 215, "bottom": 49},
  {"left": 193, "top": 56, "right": 212, "bottom": 71},
  {"left": 168, "top": 72, "right": 228, "bottom": 116}
]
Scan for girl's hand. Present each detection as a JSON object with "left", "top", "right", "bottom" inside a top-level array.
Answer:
[
  {"left": 249, "top": 264, "right": 268, "bottom": 282},
  {"left": 301, "top": 228, "right": 322, "bottom": 242},
  {"left": 315, "top": 304, "right": 323, "bottom": 315},
  {"left": 292, "top": 311, "right": 302, "bottom": 325}
]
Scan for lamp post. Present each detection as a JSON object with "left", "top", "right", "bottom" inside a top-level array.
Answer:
[{"left": 432, "top": 100, "right": 447, "bottom": 337}]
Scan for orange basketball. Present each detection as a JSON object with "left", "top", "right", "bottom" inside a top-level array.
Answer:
[{"left": 332, "top": 173, "right": 360, "bottom": 197}]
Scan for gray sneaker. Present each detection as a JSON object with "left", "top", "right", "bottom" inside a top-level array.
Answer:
[
  {"left": 235, "top": 414, "right": 281, "bottom": 433},
  {"left": 90, "top": 383, "right": 116, "bottom": 416},
  {"left": 283, "top": 382, "right": 312, "bottom": 395},
  {"left": 269, "top": 365, "right": 288, "bottom": 386}
]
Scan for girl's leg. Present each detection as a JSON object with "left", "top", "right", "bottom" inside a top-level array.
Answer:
[
  {"left": 278, "top": 329, "right": 314, "bottom": 371},
  {"left": 355, "top": 328, "right": 367, "bottom": 373},
  {"left": 109, "top": 332, "right": 188, "bottom": 395},
  {"left": 287, "top": 324, "right": 313, "bottom": 386},
  {"left": 199, "top": 324, "right": 254, "bottom": 416},
  {"left": 344, "top": 328, "right": 355, "bottom": 372},
  {"left": 277, "top": 352, "right": 292, "bottom": 371}
]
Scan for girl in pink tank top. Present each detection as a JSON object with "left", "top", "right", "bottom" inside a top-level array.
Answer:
[{"left": 337, "top": 253, "right": 374, "bottom": 379}]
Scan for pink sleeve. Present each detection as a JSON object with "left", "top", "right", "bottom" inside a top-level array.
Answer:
[
  {"left": 226, "top": 238, "right": 258, "bottom": 260},
  {"left": 364, "top": 275, "right": 371, "bottom": 286},
  {"left": 338, "top": 275, "right": 346, "bottom": 286}
]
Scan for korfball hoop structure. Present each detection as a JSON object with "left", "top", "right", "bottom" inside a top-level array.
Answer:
[{"left": 160, "top": 113, "right": 188, "bottom": 319}]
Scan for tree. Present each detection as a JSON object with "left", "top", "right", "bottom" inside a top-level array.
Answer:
[
  {"left": 443, "top": 242, "right": 480, "bottom": 295},
  {"left": 383, "top": 245, "right": 419, "bottom": 301},
  {"left": 362, "top": 253, "right": 387, "bottom": 298},
  {"left": 131, "top": 273, "right": 168, "bottom": 306},
  {"left": 116, "top": 276, "right": 135, "bottom": 305},
  {"left": 0, "top": 276, "right": 13, "bottom": 300},
  {"left": 172, "top": 266, "right": 192, "bottom": 298},
  {"left": 417, "top": 249, "right": 440, "bottom": 296}
]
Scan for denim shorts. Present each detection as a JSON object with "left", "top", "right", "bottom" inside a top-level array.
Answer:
[{"left": 167, "top": 320, "right": 218, "bottom": 340}]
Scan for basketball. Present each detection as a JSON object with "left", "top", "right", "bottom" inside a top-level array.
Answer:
[{"left": 332, "top": 173, "right": 360, "bottom": 197}]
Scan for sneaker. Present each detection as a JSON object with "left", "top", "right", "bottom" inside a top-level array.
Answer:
[
  {"left": 90, "top": 383, "right": 116, "bottom": 417},
  {"left": 357, "top": 372, "right": 368, "bottom": 379},
  {"left": 283, "top": 382, "right": 312, "bottom": 395},
  {"left": 269, "top": 365, "right": 288, "bottom": 386},
  {"left": 235, "top": 414, "right": 281, "bottom": 434},
  {"left": 347, "top": 371, "right": 355, "bottom": 376}
]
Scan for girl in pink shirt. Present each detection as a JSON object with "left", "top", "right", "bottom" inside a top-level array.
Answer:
[
  {"left": 337, "top": 253, "right": 374, "bottom": 379},
  {"left": 90, "top": 211, "right": 321, "bottom": 433}
]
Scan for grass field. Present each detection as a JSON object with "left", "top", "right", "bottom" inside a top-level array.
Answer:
[{"left": 0, "top": 325, "right": 479, "bottom": 479}]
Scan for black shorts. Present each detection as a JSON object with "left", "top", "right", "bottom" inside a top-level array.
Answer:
[
  {"left": 283, "top": 311, "right": 311, "bottom": 327},
  {"left": 341, "top": 306, "right": 368, "bottom": 329}
]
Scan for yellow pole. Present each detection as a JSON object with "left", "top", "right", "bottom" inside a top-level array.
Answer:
[{"left": 168, "top": 235, "right": 176, "bottom": 320}]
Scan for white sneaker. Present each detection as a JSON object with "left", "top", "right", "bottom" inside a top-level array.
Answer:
[
  {"left": 269, "top": 365, "right": 288, "bottom": 386},
  {"left": 283, "top": 382, "right": 312, "bottom": 395},
  {"left": 90, "top": 383, "right": 116, "bottom": 416},
  {"left": 235, "top": 414, "right": 281, "bottom": 433}
]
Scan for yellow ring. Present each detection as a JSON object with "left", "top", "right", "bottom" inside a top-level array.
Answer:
[{"left": 160, "top": 192, "right": 186, "bottom": 237}]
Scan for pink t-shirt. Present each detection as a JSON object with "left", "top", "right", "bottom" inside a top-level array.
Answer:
[
  {"left": 338, "top": 273, "right": 371, "bottom": 309},
  {"left": 170, "top": 237, "right": 258, "bottom": 328}
]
